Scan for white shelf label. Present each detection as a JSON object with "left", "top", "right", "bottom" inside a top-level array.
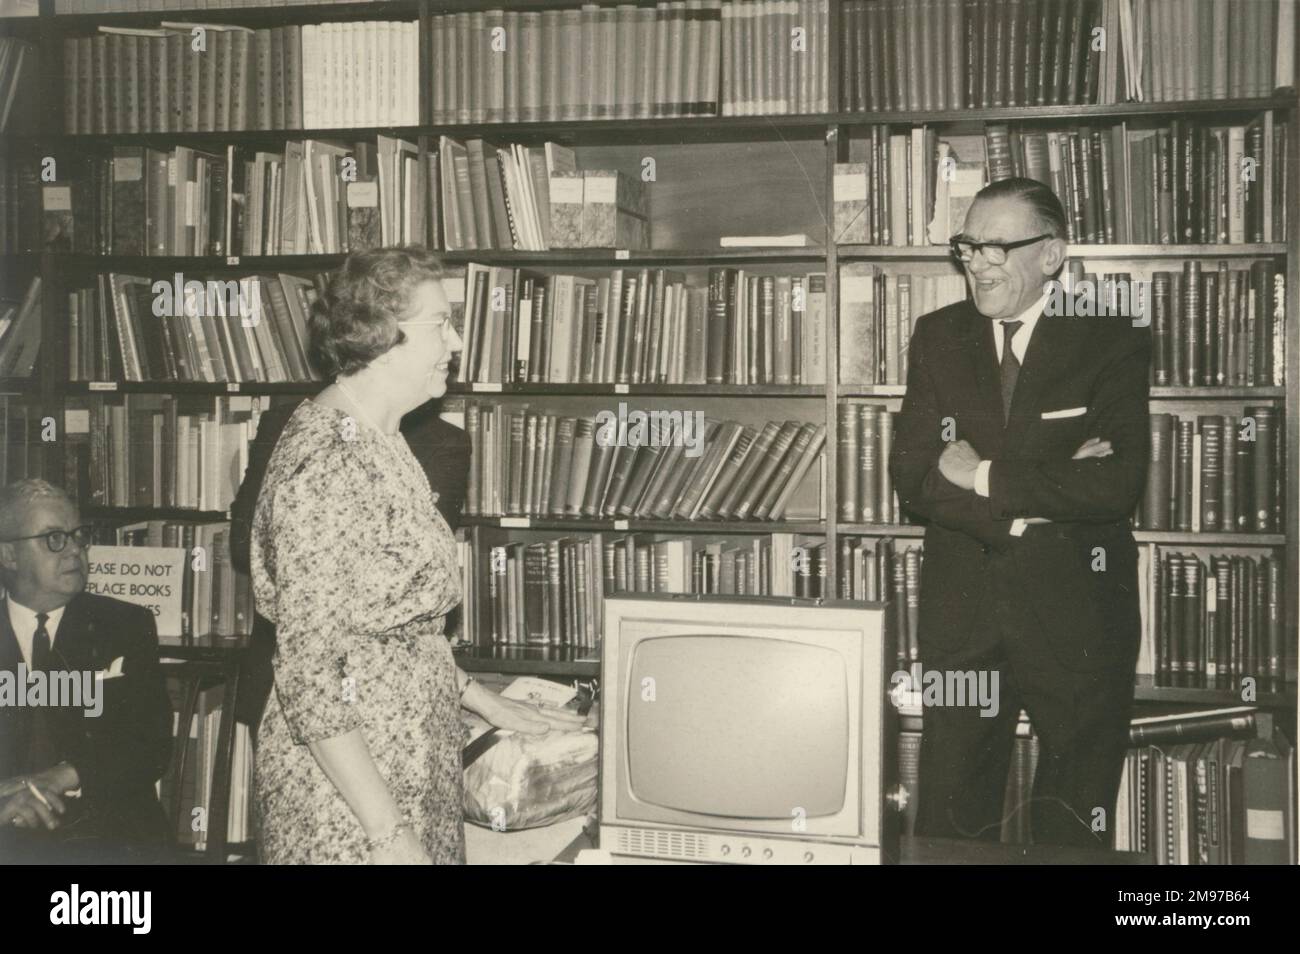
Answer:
[
  {"left": 613, "top": 519, "right": 629, "bottom": 530},
  {"left": 500, "top": 517, "right": 531, "bottom": 528},
  {"left": 226, "top": 256, "right": 240, "bottom": 266},
  {"left": 614, "top": 384, "right": 629, "bottom": 394},
  {"left": 472, "top": 382, "right": 503, "bottom": 392},
  {"left": 614, "top": 249, "right": 630, "bottom": 260},
  {"left": 88, "top": 381, "right": 118, "bottom": 391},
  {"left": 226, "top": 382, "right": 240, "bottom": 392},
  {"left": 43, "top": 186, "right": 72, "bottom": 212},
  {"left": 64, "top": 409, "right": 91, "bottom": 434}
]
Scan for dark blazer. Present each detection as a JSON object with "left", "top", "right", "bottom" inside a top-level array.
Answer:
[
  {"left": 228, "top": 396, "right": 472, "bottom": 728},
  {"left": 889, "top": 300, "right": 1151, "bottom": 671},
  {"left": 0, "top": 591, "right": 174, "bottom": 845}
]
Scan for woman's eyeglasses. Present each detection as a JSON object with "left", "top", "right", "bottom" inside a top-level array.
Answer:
[
  {"left": 1, "top": 525, "right": 95, "bottom": 553},
  {"left": 949, "top": 233, "right": 1053, "bottom": 265}
]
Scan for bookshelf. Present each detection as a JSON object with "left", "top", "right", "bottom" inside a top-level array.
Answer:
[{"left": 1, "top": 0, "right": 1296, "bottom": 861}]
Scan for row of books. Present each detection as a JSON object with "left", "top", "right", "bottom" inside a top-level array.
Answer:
[
  {"left": 840, "top": 0, "right": 1108, "bottom": 113},
  {"left": 456, "top": 265, "right": 827, "bottom": 387},
  {"left": 840, "top": 0, "right": 1295, "bottom": 113},
  {"left": 462, "top": 404, "right": 828, "bottom": 522},
  {"left": 1146, "top": 262, "right": 1284, "bottom": 388},
  {"left": 161, "top": 681, "right": 253, "bottom": 851},
  {"left": 98, "top": 519, "right": 253, "bottom": 640},
  {"left": 985, "top": 117, "right": 1290, "bottom": 246},
  {"left": 1115, "top": 726, "right": 1295, "bottom": 864},
  {"left": 438, "top": 137, "right": 649, "bottom": 252},
  {"left": 838, "top": 536, "right": 922, "bottom": 668},
  {"left": 719, "top": 0, "right": 831, "bottom": 116},
  {"left": 837, "top": 404, "right": 905, "bottom": 525},
  {"left": 0, "top": 395, "right": 46, "bottom": 486},
  {"left": 62, "top": 394, "right": 266, "bottom": 511},
  {"left": 837, "top": 265, "right": 966, "bottom": 386},
  {"left": 1142, "top": 548, "right": 1286, "bottom": 689},
  {"left": 0, "top": 276, "right": 41, "bottom": 379},
  {"left": 480, "top": 535, "right": 603, "bottom": 651},
  {"left": 0, "top": 36, "right": 35, "bottom": 133},
  {"left": 833, "top": 115, "right": 1290, "bottom": 248},
  {"left": 605, "top": 532, "right": 830, "bottom": 598},
  {"left": 1140, "top": 409, "right": 1285, "bottom": 534},
  {"left": 1141, "top": 0, "right": 1294, "bottom": 103},
  {"left": 69, "top": 273, "right": 325, "bottom": 384},
  {"left": 427, "top": 2, "right": 726, "bottom": 123},
  {"left": 63, "top": 20, "right": 418, "bottom": 134},
  {"left": 53, "top": 0, "right": 383, "bottom": 10}
]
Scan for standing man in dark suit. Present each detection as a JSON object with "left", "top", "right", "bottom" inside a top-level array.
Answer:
[
  {"left": 0, "top": 479, "right": 173, "bottom": 859},
  {"left": 229, "top": 394, "right": 472, "bottom": 732},
  {"left": 889, "top": 178, "right": 1151, "bottom": 847}
]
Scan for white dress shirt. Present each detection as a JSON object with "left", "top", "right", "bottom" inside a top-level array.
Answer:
[
  {"left": 7, "top": 596, "right": 67, "bottom": 669},
  {"left": 974, "top": 291, "right": 1051, "bottom": 535}
]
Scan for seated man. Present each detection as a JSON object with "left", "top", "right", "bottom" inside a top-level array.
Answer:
[{"left": 0, "top": 479, "right": 173, "bottom": 862}]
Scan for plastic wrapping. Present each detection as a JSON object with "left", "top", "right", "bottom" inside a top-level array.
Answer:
[{"left": 463, "top": 728, "right": 598, "bottom": 831}]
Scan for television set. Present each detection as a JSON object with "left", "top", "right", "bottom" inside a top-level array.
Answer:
[{"left": 595, "top": 594, "right": 898, "bottom": 864}]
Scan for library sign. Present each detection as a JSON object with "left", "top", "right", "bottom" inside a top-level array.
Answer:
[{"left": 86, "top": 547, "right": 186, "bottom": 638}]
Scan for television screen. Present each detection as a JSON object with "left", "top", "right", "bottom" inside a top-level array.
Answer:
[{"left": 626, "top": 634, "right": 849, "bottom": 819}]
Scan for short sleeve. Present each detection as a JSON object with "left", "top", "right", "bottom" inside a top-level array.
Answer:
[{"left": 265, "top": 453, "right": 370, "bottom": 745}]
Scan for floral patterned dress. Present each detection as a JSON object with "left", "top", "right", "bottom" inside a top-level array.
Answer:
[{"left": 250, "top": 400, "right": 465, "bottom": 864}]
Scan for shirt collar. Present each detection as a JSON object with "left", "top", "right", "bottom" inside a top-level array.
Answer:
[
  {"left": 996, "top": 290, "right": 1051, "bottom": 340},
  {"left": 6, "top": 595, "right": 68, "bottom": 640}
]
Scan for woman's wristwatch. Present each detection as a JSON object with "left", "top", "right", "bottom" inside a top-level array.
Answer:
[{"left": 457, "top": 669, "right": 475, "bottom": 700}]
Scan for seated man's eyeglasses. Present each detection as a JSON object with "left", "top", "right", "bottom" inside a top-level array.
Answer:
[
  {"left": 949, "top": 233, "right": 1053, "bottom": 265},
  {"left": 1, "top": 525, "right": 94, "bottom": 553}
]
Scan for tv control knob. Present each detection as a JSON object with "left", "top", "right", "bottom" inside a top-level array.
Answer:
[
  {"left": 803, "top": 851, "right": 814, "bottom": 863},
  {"left": 763, "top": 848, "right": 773, "bottom": 860},
  {"left": 720, "top": 844, "right": 730, "bottom": 856},
  {"left": 741, "top": 846, "right": 751, "bottom": 858}
]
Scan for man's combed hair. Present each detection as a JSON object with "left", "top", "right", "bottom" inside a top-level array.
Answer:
[
  {"left": 0, "top": 478, "right": 75, "bottom": 541},
  {"left": 975, "top": 177, "right": 1069, "bottom": 239},
  {"left": 309, "top": 246, "right": 447, "bottom": 378}
]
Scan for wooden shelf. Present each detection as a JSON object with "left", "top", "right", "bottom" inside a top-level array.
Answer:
[
  {"left": 1132, "top": 675, "right": 1296, "bottom": 707},
  {"left": 837, "top": 243, "right": 1287, "bottom": 260},
  {"left": 836, "top": 525, "right": 1285, "bottom": 546},
  {"left": 463, "top": 516, "right": 828, "bottom": 534},
  {"left": 158, "top": 637, "right": 251, "bottom": 660},
  {"left": 53, "top": 254, "right": 348, "bottom": 272},
  {"left": 66, "top": 380, "right": 321, "bottom": 396},
  {"left": 453, "top": 645, "right": 599, "bottom": 678},
  {"left": 85, "top": 506, "right": 230, "bottom": 521},
  {"left": 25, "top": 1, "right": 422, "bottom": 32},
  {"left": 838, "top": 385, "right": 1286, "bottom": 399},
  {"left": 831, "top": 94, "right": 1299, "bottom": 127},
  {"left": 449, "top": 382, "right": 824, "bottom": 397}
]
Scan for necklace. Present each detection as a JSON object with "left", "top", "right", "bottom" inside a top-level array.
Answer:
[{"left": 335, "top": 378, "right": 398, "bottom": 436}]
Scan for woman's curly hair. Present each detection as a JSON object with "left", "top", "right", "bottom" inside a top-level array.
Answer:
[{"left": 309, "top": 246, "right": 447, "bottom": 378}]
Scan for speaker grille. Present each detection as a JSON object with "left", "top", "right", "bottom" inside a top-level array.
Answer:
[{"left": 616, "top": 827, "right": 708, "bottom": 859}]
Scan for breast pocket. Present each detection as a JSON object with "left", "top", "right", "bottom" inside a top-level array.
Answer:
[{"left": 1024, "top": 409, "right": 1091, "bottom": 458}]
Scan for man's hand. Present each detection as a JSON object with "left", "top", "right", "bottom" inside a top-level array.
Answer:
[
  {"left": 1, "top": 779, "right": 68, "bottom": 831},
  {"left": 938, "top": 439, "right": 983, "bottom": 491}
]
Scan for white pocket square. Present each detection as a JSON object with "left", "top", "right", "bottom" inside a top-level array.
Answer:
[
  {"left": 1041, "top": 406, "right": 1087, "bottom": 420},
  {"left": 94, "top": 656, "right": 125, "bottom": 680}
]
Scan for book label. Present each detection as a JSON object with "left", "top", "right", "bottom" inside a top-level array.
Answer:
[
  {"left": 586, "top": 176, "right": 617, "bottom": 203},
  {"left": 549, "top": 177, "right": 583, "bottom": 204},
  {"left": 42, "top": 186, "right": 72, "bottom": 211},
  {"left": 347, "top": 181, "right": 379, "bottom": 209},
  {"left": 64, "top": 410, "right": 90, "bottom": 434},
  {"left": 113, "top": 157, "right": 143, "bottom": 182},
  {"left": 1246, "top": 809, "right": 1284, "bottom": 840},
  {"left": 833, "top": 173, "right": 867, "bottom": 202}
]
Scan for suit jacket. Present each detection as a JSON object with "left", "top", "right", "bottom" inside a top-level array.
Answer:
[
  {"left": 0, "top": 591, "right": 174, "bottom": 844},
  {"left": 228, "top": 395, "right": 472, "bottom": 728},
  {"left": 889, "top": 300, "right": 1152, "bottom": 671}
]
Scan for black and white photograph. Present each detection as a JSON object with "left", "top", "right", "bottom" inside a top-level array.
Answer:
[{"left": 0, "top": 0, "right": 1297, "bottom": 925}]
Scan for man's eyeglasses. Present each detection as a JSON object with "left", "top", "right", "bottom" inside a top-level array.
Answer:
[
  {"left": 949, "top": 233, "right": 1053, "bottom": 265},
  {"left": 1, "top": 526, "right": 95, "bottom": 553}
]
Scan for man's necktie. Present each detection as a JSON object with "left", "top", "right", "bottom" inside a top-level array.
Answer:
[
  {"left": 27, "top": 612, "right": 58, "bottom": 773},
  {"left": 999, "top": 320, "right": 1023, "bottom": 424}
]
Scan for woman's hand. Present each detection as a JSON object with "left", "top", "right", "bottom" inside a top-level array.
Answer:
[
  {"left": 369, "top": 826, "right": 433, "bottom": 865},
  {"left": 461, "top": 680, "right": 587, "bottom": 736}
]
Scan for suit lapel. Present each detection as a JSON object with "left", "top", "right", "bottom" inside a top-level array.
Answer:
[
  {"left": 51, "top": 593, "right": 96, "bottom": 672},
  {"left": 0, "top": 599, "right": 20, "bottom": 673},
  {"left": 1003, "top": 314, "right": 1078, "bottom": 452}
]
